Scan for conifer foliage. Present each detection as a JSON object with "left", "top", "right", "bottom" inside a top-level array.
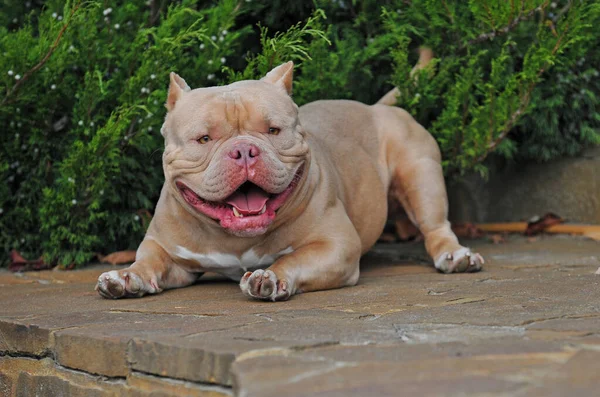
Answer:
[{"left": 1, "top": 0, "right": 598, "bottom": 267}]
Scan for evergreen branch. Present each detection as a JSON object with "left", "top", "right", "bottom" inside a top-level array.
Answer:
[
  {"left": 442, "top": 0, "right": 455, "bottom": 24},
  {"left": 1, "top": 1, "right": 83, "bottom": 107},
  {"left": 464, "top": 2, "right": 547, "bottom": 48},
  {"left": 472, "top": 20, "right": 570, "bottom": 166}
]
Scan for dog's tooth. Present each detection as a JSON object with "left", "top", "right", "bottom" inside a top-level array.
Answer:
[
  {"left": 233, "top": 207, "right": 242, "bottom": 218},
  {"left": 259, "top": 205, "right": 266, "bottom": 215}
]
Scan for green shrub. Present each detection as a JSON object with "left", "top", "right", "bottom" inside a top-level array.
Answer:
[
  {"left": 1, "top": 0, "right": 598, "bottom": 267},
  {"left": 384, "top": 0, "right": 600, "bottom": 177}
]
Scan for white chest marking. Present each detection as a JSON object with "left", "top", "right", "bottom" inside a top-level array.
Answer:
[{"left": 175, "top": 246, "right": 293, "bottom": 272}]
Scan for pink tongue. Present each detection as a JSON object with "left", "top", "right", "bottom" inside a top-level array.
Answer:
[{"left": 225, "top": 185, "right": 270, "bottom": 213}]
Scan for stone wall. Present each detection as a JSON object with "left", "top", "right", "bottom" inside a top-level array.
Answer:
[{"left": 448, "top": 147, "right": 600, "bottom": 224}]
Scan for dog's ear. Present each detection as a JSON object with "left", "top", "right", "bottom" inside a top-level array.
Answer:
[
  {"left": 166, "top": 72, "right": 191, "bottom": 111},
  {"left": 261, "top": 61, "right": 294, "bottom": 95}
]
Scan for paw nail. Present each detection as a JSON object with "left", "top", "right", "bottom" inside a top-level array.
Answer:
[{"left": 447, "top": 254, "right": 453, "bottom": 260}]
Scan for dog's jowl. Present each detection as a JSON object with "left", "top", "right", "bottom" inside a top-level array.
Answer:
[{"left": 96, "top": 61, "right": 484, "bottom": 301}]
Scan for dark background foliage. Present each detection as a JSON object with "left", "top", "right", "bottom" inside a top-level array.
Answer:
[{"left": 1, "top": 0, "right": 598, "bottom": 267}]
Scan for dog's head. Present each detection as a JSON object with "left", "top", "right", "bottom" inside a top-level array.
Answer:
[{"left": 161, "top": 62, "right": 309, "bottom": 237}]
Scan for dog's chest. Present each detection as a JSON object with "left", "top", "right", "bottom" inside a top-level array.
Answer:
[{"left": 174, "top": 245, "right": 293, "bottom": 280}]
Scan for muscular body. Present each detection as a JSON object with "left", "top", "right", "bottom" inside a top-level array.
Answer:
[{"left": 96, "top": 62, "right": 483, "bottom": 301}]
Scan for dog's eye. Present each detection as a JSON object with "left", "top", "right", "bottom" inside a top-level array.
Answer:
[
  {"left": 196, "top": 135, "right": 211, "bottom": 144},
  {"left": 268, "top": 127, "right": 280, "bottom": 135}
]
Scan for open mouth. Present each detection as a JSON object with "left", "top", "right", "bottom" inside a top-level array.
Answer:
[{"left": 176, "top": 166, "right": 304, "bottom": 236}]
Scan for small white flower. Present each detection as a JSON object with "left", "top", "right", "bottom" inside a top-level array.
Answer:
[
  {"left": 153, "top": 100, "right": 158, "bottom": 105},
  {"left": 10, "top": 121, "right": 15, "bottom": 127},
  {"left": 16, "top": 108, "right": 20, "bottom": 113},
  {"left": 25, "top": 1, "right": 31, "bottom": 7},
  {"left": 155, "top": 60, "right": 159, "bottom": 65},
  {"left": 220, "top": 57, "right": 226, "bottom": 64},
  {"left": 17, "top": 122, "right": 22, "bottom": 127},
  {"left": 146, "top": 113, "right": 153, "bottom": 119},
  {"left": 114, "top": 23, "right": 120, "bottom": 30},
  {"left": 124, "top": 136, "right": 129, "bottom": 140},
  {"left": 78, "top": 120, "right": 84, "bottom": 126},
  {"left": 100, "top": 190, "right": 104, "bottom": 195},
  {"left": 68, "top": 45, "right": 75, "bottom": 52},
  {"left": 222, "top": 29, "right": 228, "bottom": 35},
  {"left": 68, "top": 177, "right": 74, "bottom": 183},
  {"left": 52, "top": 12, "right": 57, "bottom": 18},
  {"left": 580, "top": 89, "right": 586, "bottom": 95},
  {"left": 137, "top": 119, "right": 142, "bottom": 124},
  {"left": 14, "top": 133, "right": 19, "bottom": 139},
  {"left": 34, "top": 148, "right": 39, "bottom": 154},
  {"left": 90, "top": 121, "right": 94, "bottom": 127},
  {"left": 21, "top": 238, "right": 25, "bottom": 243},
  {"left": 127, "top": 21, "right": 132, "bottom": 26},
  {"left": 134, "top": 215, "right": 140, "bottom": 221},
  {"left": 200, "top": 43, "right": 205, "bottom": 50},
  {"left": 551, "top": 2, "right": 557, "bottom": 8},
  {"left": 147, "top": 126, "right": 153, "bottom": 132},
  {"left": 415, "top": 93, "right": 421, "bottom": 98},
  {"left": 58, "top": 15, "right": 63, "bottom": 21},
  {"left": 211, "top": 35, "right": 217, "bottom": 41},
  {"left": 150, "top": 74, "right": 156, "bottom": 79},
  {"left": 72, "top": 199, "right": 77, "bottom": 205},
  {"left": 0, "top": 208, "right": 3, "bottom": 214},
  {"left": 15, "top": 74, "right": 21, "bottom": 80},
  {"left": 51, "top": 84, "right": 56, "bottom": 90},
  {"left": 219, "top": 36, "right": 224, "bottom": 42},
  {"left": 8, "top": 70, "right": 13, "bottom": 76},
  {"left": 103, "top": 8, "right": 113, "bottom": 16},
  {"left": 21, "top": 144, "right": 26, "bottom": 150},
  {"left": 207, "top": 74, "right": 214, "bottom": 80},
  {"left": 8, "top": 176, "right": 14, "bottom": 182},
  {"left": 12, "top": 18, "right": 18, "bottom": 24},
  {"left": 141, "top": 87, "right": 148, "bottom": 94},
  {"left": 104, "top": 17, "right": 110, "bottom": 23},
  {"left": 208, "top": 60, "right": 213, "bottom": 65}
]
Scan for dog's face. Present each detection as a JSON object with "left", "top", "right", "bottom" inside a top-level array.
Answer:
[{"left": 161, "top": 62, "right": 309, "bottom": 237}]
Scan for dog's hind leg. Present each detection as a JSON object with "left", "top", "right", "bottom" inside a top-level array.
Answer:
[
  {"left": 96, "top": 238, "right": 201, "bottom": 299},
  {"left": 381, "top": 108, "right": 484, "bottom": 273}
]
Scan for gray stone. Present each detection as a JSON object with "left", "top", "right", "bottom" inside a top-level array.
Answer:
[{"left": 449, "top": 147, "right": 600, "bottom": 223}]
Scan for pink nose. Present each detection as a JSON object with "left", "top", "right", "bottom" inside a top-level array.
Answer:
[{"left": 227, "top": 143, "right": 260, "bottom": 166}]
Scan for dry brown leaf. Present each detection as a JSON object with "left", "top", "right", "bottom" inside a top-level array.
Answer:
[
  {"left": 489, "top": 234, "right": 506, "bottom": 244},
  {"left": 9, "top": 250, "right": 52, "bottom": 272},
  {"left": 97, "top": 250, "right": 137, "bottom": 265},
  {"left": 452, "top": 223, "right": 485, "bottom": 239},
  {"left": 525, "top": 212, "right": 565, "bottom": 236}
]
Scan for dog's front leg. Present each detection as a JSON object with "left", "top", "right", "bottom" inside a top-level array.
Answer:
[
  {"left": 240, "top": 212, "right": 362, "bottom": 301},
  {"left": 96, "top": 238, "right": 200, "bottom": 299}
]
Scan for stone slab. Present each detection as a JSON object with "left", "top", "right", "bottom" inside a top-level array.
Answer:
[{"left": 1, "top": 236, "right": 599, "bottom": 396}]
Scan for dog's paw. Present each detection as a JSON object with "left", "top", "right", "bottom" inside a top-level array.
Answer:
[
  {"left": 95, "top": 269, "right": 161, "bottom": 299},
  {"left": 239, "top": 269, "right": 291, "bottom": 301},
  {"left": 435, "top": 247, "right": 484, "bottom": 273}
]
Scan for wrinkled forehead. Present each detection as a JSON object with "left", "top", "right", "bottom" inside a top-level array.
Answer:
[{"left": 166, "top": 81, "right": 297, "bottom": 133}]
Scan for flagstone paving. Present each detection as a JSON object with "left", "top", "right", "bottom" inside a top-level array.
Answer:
[{"left": 1, "top": 235, "right": 599, "bottom": 396}]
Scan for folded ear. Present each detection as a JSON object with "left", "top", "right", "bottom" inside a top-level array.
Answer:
[
  {"left": 261, "top": 61, "right": 294, "bottom": 95},
  {"left": 166, "top": 72, "right": 191, "bottom": 111}
]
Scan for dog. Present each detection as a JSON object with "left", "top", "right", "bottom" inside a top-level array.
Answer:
[{"left": 96, "top": 58, "right": 484, "bottom": 301}]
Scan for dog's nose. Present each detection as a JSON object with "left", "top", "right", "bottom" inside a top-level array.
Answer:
[{"left": 228, "top": 143, "right": 260, "bottom": 165}]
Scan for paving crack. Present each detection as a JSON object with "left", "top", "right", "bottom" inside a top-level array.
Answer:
[
  {"left": 182, "top": 320, "right": 265, "bottom": 337},
  {"left": 520, "top": 312, "right": 600, "bottom": 326},
  {"left": 107, "top": 309, "right": 219, "bottom": 318}
]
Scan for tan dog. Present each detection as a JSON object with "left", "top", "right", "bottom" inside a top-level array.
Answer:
[{"left": 96, "top": 61, "right": 483, "bottom": 301}]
